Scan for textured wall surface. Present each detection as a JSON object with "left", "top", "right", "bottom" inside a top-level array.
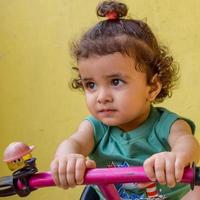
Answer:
[{"left": 0, "top": 0, "right": 200, "bottom": 199}]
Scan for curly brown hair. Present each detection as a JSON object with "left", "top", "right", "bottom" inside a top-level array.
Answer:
[{"left": 70, "top": 0, "right": 179, "bottom": 103}]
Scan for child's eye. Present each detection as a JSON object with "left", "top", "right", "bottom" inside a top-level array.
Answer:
[
  {"left": 85, "top": 82, "right": 96, "bottom": 90},
  {"left": 111, "top": 79, "right": 124, "bottom": 87}
]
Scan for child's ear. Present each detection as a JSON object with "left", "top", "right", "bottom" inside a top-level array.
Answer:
[{"left": 147, "top": 74, "right": 162, "bottom": 102}]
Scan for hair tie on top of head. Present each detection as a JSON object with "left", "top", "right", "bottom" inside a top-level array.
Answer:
[{"left": 106, "top": 11, "right": 118, "bottom": 20}]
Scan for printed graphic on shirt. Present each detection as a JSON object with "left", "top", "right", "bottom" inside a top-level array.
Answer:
[{"left": 108, "top": 161, "right": 167, "bottom": 200}]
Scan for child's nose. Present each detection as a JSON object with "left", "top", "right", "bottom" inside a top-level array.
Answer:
[{"left": 97, "top": 89, "right": 113, "bottom": 104}]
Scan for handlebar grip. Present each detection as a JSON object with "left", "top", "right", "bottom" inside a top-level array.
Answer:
[
  {"left": 194, "top": 166, "right": 200, "bottom": 186},
  {"left": 0, "top": 176, "right": 15, "bottom": 197}
]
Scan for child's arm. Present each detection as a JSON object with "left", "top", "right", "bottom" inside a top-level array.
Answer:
[
  {"left": 169, "top": 119, "right": 200, "bottom": 164},
  {"left": 144, "top": 119, "right": 200, "bottom": 188},
  {"left": 50, "top": 120, "right": 96, "bottom": 189}
]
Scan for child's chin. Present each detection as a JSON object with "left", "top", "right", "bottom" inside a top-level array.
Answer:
[{"left": 101, "top": 118, "right": 119, "bottom": 126}]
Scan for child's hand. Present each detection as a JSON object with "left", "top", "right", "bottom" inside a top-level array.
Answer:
[
  {"left": 143, "top": 152, "right": 189, "bottom": 188},
  {"left": 50, "top": 154, "right": 96, "bottom": 189}
]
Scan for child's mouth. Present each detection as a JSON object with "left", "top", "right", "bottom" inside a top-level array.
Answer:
[{"left": 99, "top": 109, "right": 117, "bottom": 114}]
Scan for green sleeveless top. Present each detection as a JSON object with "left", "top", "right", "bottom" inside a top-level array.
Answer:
[{"left": 86, "top": 106, "right": 195, "bottom": 200}]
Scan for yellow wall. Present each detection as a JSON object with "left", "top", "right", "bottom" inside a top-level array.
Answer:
[{"left": 0, "top": 0, "right": 200, "bottom": 199}]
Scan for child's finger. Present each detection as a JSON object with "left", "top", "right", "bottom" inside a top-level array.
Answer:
[
  {"left": 66, "top": 158, "right": 76, "bottom": 187},
  {"left": 86, "top": 159, "right": 96, "bottom": 168},
  {"left": 75, "top": 158, "right": 86, "bottom": 185},
  {"left": 50, "top": 160, "right": 60, "bottom": 186},
  {"left": 143, "top": 157, "right": 156, "bottom": 181},
  {"left": 154, "top": 157, "right": 166, "bottom": 184},
  {"left": 175, "top": 158, "right": 184, "bottom": 182},
  {"left": 165, "top": 158, "right": 176, "bottom": 187},
  {"left": 58, "top": 160, "right": 69, "bottom": 189}
]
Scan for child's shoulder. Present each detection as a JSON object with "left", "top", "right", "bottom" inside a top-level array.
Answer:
[{"left": 153, "top": 106, "right": 195, "bottom": 134}]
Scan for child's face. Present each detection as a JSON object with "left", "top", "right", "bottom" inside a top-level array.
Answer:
[{"left": 78, "top": 53, "right": 152, "bottom": 131}]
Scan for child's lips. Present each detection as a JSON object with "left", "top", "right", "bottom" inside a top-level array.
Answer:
[{"left": 98, "top": 109, "right": 117, "bottom": 114}]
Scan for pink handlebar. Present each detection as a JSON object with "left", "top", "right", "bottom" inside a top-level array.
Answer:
[
  {"left": 18, "top": 166, "right": 194, "bottom": 190},
  {"left": 0, "top": 165, "right": 196, "bottom": 200}
]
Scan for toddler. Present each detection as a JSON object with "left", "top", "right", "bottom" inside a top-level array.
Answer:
[{"left": 50, "top": 1, "right": 200, "bottom": 199}]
